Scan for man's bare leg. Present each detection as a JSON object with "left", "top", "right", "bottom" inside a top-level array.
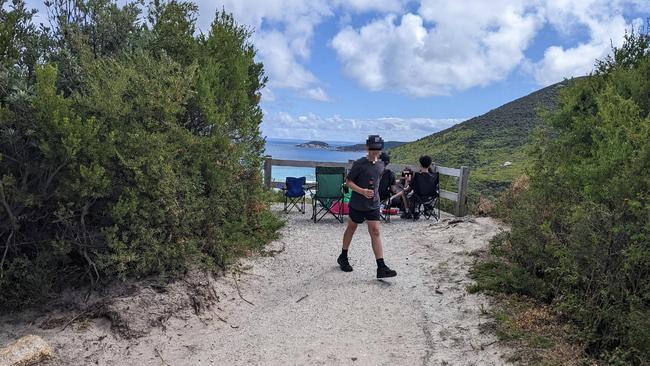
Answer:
[
  {"left": 367, "top": 220, "right": 383, "bottom": 259},
  {"left": 342, "top": 220, "right": 358, "bottom": 250},
  {"left": 367, "top": 220, "right": 397, "bottom": 278}
]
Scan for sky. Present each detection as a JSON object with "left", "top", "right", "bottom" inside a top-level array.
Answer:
[{"left": 25, "top": 0, "right": 650, "bottom": 143}]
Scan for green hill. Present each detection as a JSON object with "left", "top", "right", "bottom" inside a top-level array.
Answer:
[{"left": 391, "top": 79, "right": 576, "bottom": 200}]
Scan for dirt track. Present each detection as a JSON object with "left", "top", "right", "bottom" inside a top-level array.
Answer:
[{"left": 0, "top": 205, "right": 510, "bottom": 365}]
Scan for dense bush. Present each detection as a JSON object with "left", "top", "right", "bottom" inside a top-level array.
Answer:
[
  {"left": 478, "top": 30, "right": 650, "bottom": 364},
  {"left": 0, "top": 0, "right": 282, "bottom": 309}
]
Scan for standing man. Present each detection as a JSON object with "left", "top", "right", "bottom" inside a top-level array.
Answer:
[{"left": 337, "top": 135, "right": 397, "bottom": 278}]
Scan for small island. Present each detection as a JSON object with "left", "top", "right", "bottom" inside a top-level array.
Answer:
[
  {"left": 295, "top": 140, "right": 408, "bottom": 151},
  {"left": 296, "top": 141, "right": 332, "bottom": 149}
]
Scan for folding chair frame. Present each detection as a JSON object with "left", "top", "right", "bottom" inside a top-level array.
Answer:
[
  {"left": 283, "top": 177, "right": 306, "bottom": 214},
  {"left": 312, "top": 196, "right": 343, "bottom": 223},
  {"left": 379, "top": 196, "right": 392, "bottom": 223},
  {"left": 411, "top": 194, "right": 440, "bottom": 221},
  {"left": 284, "top": 194, "right": 305, "bottom": 214},
  {"left": 311, "top": 167, "right": 345, "bottom": 223}
]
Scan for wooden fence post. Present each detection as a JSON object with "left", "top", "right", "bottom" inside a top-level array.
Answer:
[
  {"left": 347, "top": 159, "right": 355, "bottom": 171},
  {"left": 455, "top": 166, "right": 470, "bottom": 217},
  {"left": 263, "top": 155, "right": 272, "bottom": 188}
]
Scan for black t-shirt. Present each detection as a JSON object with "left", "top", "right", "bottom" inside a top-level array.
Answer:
[{"left": 346, "top": 157, "right": 384, "bottom": 211}]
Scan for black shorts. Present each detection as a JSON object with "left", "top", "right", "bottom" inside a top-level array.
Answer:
[{"left": 349, "top": 207, "right": 381, "bottom": 224}]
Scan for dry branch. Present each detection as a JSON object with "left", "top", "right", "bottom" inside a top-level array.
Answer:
[{"left": 232, "top": 273, "right": 254, "bottom": 306}]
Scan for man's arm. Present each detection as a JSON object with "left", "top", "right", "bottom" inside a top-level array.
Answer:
[{"left": 346, "top": 178, "right": 373, "bottom": 199}]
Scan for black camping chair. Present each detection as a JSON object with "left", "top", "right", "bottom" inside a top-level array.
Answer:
[
  {"left": 409, "top": 171, "right": 440, "bottom": 221},
  {"left": 312, "top": 166, "right": 345, "bottom": 223},
  {"left": 284, "top": 176, "right": 306, "bottom": 213}
]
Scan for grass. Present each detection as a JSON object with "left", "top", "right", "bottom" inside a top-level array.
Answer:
[{"left": 480, "top": 295, "right": 588, "bottom": 365}]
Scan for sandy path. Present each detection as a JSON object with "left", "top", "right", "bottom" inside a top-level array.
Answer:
[{"left": 1, "top": 205, "right": 510, "bottom": 365}]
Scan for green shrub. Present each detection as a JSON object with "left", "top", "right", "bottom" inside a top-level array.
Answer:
[
  {"left": 469, "top": 233, "right": 550, "bottom": 299},
  {"left": 0, "top": 1, "right": 282, "bottom": 309},
  {"left": 474, "top": 29, "right": 650, "bottom": 364}
]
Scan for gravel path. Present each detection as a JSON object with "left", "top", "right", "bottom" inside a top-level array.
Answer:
[{"left": 1, "top": 205, "right": 510, "bottom": 365}]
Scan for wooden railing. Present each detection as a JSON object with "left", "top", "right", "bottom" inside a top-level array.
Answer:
[{"left": 263, "top": 156, "right": 470, "bottom": 217}]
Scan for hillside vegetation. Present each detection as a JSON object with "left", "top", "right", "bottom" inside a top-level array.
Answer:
[
  {"left": 0, "top": 0, "right": 281, "bottom": 309},
  {"left": 390, "top": 80, "right": 569, "bottom": 200}
]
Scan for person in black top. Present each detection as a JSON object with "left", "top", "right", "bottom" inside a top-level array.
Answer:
[
  {"left": 337, "top": 135, "right": 397, "bottom": 278},
  {"left": 378, "top": 152, "right": 397, "bottom": 201},
  {"left": 408, "top": 155, "right": 436, "bottom": 219}
]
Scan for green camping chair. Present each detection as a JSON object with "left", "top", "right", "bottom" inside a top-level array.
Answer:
[{"left": 312, "top": 166, "right": 345, "bottom": 223}]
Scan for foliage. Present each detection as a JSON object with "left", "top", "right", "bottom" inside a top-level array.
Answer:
[
  {"left": 0, "top": 0, "right": 281, "bottom": 309},
  {"left": 472, "top": 28, "right": 650, "bottom": 364}
]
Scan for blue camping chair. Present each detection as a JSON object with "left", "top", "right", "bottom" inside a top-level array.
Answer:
[{"left": 284, "top": 177, "right": 306, "bottom": 213}]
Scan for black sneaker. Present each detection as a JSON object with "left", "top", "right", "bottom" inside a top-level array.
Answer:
[
  {"left": 337, "top": 254, "right": 353, "bottom": 272},
  {"left": 377, "top": 266, "right": 397, "bottom": 278}
]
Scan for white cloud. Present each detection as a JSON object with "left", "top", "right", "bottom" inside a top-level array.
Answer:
[
  {"left": 532, "top": 0, "right": 644, "bottom": 85},
  {"left": 331, "top": 0, "right": 408, "bottom": 13},
  {"left": 190, "top": 0, "right": 646, "bottom": 100},
  {"left": 255, "top": 31, "right": 318, "bottom": 90},
  {"left": 262, "top": 111, "right": 465, "bottom": 141},
  {"left": 331, "top": 0, "right": 646, "bottom": 94},
  {"left": 304, "top": 87, "right": 331, "bottom": 102},
  {"left": 332, "top": 1, "right": 545, "bottom": 96}
]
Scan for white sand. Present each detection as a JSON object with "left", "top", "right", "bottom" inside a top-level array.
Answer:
[{"left": 0, "top": 204, "right": 511, "bottom": 365}]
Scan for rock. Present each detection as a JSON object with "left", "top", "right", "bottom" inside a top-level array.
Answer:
[
  {"left": 0, "top": 335, "right": 53, "bottom": 366},
  {"left": 502, "top": 161, "right": 512, "bottom": 167}
]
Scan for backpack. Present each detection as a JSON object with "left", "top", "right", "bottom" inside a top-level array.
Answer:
[{"left": 378, "top": 169, "right": 395, "bottom": 200}]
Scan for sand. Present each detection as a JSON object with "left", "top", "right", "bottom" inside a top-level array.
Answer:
[{"left": 0, "top": 204, "right": 511, "bottom": 365}]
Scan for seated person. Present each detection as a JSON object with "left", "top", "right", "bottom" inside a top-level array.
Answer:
[
  {"left": 408, "top": 155, "right": 439, "bottom": 219},
  {"left": 378, "top": 152, "right": 397, "bottom": 202},
  {"left": 389, "top": 167, "right": 413, "bottom": 218}
]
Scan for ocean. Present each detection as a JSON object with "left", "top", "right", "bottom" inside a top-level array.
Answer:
[{"left": 264, "top": 138, "right": 365, "bottom": 182}]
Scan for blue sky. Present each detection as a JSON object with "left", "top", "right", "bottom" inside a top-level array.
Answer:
[{"left": 24, "top": 0, "right": 650, "bottom": 142}]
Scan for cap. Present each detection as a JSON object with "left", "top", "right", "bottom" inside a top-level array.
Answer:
[{"left": 366, "top": 135, "right": 384, "bottom": 151}]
